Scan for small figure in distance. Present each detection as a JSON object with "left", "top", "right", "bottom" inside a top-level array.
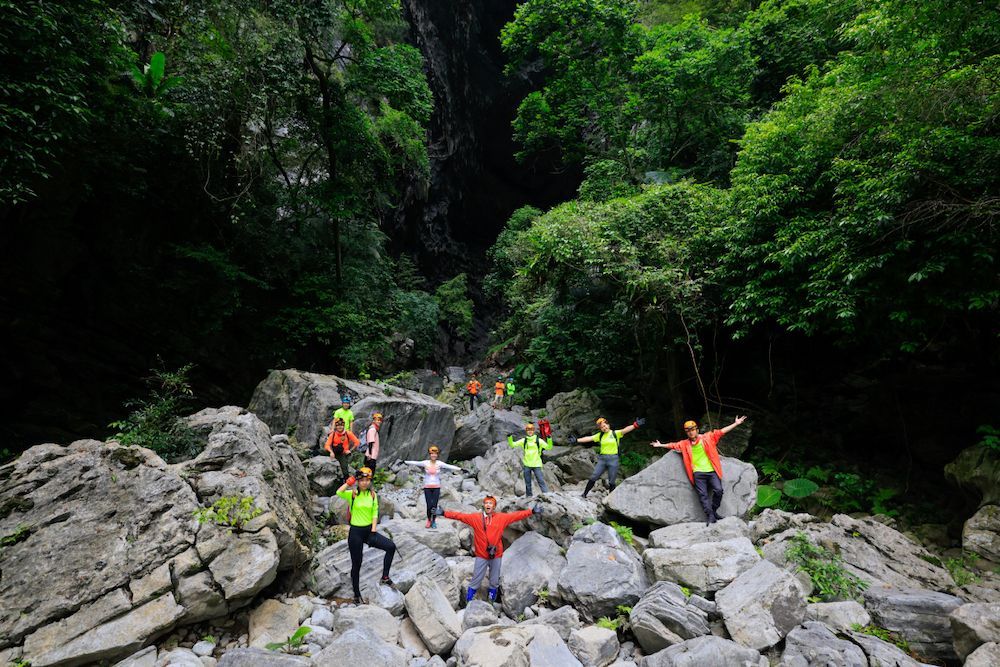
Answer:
[
  {"left": 652, "top": 416, "right": 748, "bottom": 525},
  {"left": 491, "top": 376, "right": 505, "bottom": 409},
  {"left": 465, "top": 375, "right": 482, "bottom": 412}
]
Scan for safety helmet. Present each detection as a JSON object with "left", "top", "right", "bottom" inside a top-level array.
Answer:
[
  {"left": 333, "top": 417, "right": 345, "bottom": 426},
  {"left": 595, "top": 417, "right": 609, "bottom": 426},
  {"left": 683, "top": 420, "right": 698, "bottom": 430},
  {"left": 341, "top": 395, "right": 351, "bottom": 404},
  {"left": 372, "top": 412, "right": 384, "bottom": 421},
  {"left": 358, "top": 467, "right": 373, "bottom": 479},
  {"left": 428, "top": 445, "right": 440, "bottom": 454},
  {"left": 483, "top": 495, "right": 497, "bottom": 506}
]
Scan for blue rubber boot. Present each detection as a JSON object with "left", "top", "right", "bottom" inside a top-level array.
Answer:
[
  {"left": 466, "top": 587, "right": 477, "bottom": 602},
  {"left": 488, "top": 587, "right": 498, "bottom": 602}
]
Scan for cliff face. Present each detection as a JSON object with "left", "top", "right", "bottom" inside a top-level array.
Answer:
[{"left": 397, "top": 0, "right": 579, "bottom": 272}]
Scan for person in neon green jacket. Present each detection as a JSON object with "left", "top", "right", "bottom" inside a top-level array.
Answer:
[
  {"left": 570, "top": 416, "right": 645, "bottom": 498},
  {"left": 508, "top": 422, "right": 552, "bottom": 495},
  {"left": 335, "top": 466, "right": 396, "bottom": 604}
]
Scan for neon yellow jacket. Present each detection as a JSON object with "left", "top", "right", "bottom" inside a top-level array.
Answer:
[{"left": 508, "top": 434, "right": 552, "bottom": 467}]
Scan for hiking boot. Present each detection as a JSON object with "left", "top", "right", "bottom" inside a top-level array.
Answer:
[
  {"left": 430, "top": 519, "right": 437, "bottom": 529},
  {"left": 353, "top": 596, "right": 365, "bottom": 605},
  {"left": 380, "top": 576, "right": 395, "bottom": 587},
  {"left": 425, "top": 519, "right": 431, "bottom": 529}
]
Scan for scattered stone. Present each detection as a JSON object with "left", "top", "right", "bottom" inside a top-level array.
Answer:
[
  {"left": 963, "top": 505, "right": 1000, "bottom": 564},
  {"left": 780, "top": 621, "right": 866, "bottom": 667},
  {"left": 462, "top": 600, "right": 499, "bottom": 631},
  {"left": 247, "top": 599, "right": 300, "bottom": 649},
  {"left": 404, "top": 576, "right": 462, "bottom": 654},
  {"left": 519, "top": 605, "right": 584, "bottom": 642},
  {"left": 637, "top": 635, "right": 766, "bottom": 667},
  {"left": 569, "top": 625, "right": 620, "bottom": 667},
  {"left": 157, "top": 647, "right": 203, "bottom": 667},
  {"left": 629, "top": 582, "right": 711, "bottom": 654},
  {"left": 216, "top": 648, "right": 312, "bottom": 667},
  {"left": 949, "top": 601, "right": 1000, "bottom": 660},
  {"left": 309, "top": 607, "right": 334, "bottom": 631},
  {"left": 643, "top": 537, "right": 760, "bottom": 595},
  {"left": 191, "top": 641, "right": 216, "bottom": 657},
  {"left": 511, "top": 492, "right": 602, "bottom": 547},
  {"left": 399, "top": 617, "right": 431, "bottom": 659},
  {"left": 804, "top": 601, "right": 871, "bottom": 633},
  {"left": 965, "top": 642, "right": 1000, "bottom": 667},
  {"left": 113, "top": 646, "right": 157, "bottom": 667},
  {"left": 714, "top": 559, "right": 807, "bottom": 650},
  {"left": 453, "top": 623, "right": 582, "bottom": 667},
  {"left": 333, "top": 605, "right": 400, "bottom": 644},
  {"left": 498, "top": 531, "right": 566, "bottom": 617},
  {"left": 844, "top": 629, "right": 921, "bottom": 667}
]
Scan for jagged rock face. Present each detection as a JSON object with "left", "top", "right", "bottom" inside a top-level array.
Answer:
[
  {"left": 864, "top": 587, "right": 964, "bottom": 662},
  {"left": 557, "top": 522, "right": 649, "bottom": 621}
]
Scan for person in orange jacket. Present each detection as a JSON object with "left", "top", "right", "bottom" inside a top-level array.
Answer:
[
  {"left": 652, "top": 416, "right": 748, "bottom": 525},
  {"left": 434, "top": 496, "right": 541, "bottom": 602},
  {"left": 491, "top": 376, "right": 505, "bottom": 409},
  {"left": 465, "top": 375, "right": 482, "bottom": 412},
  {"left": 325, "top": 417, "right": 360, "bottom": 484}
]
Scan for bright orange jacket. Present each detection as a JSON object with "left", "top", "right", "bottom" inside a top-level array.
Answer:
[
  {"left": 494, "top": 381, "right": 505, "bottom": 396},
  {"left": 443, "top": 509, "right": 532, "bottom": 559},
  {"left": 325, "top": 429, "right": 359, "bottom": 455},
  {"left": 660, "top": 430, "right": 725, "bottom": 485},
  {"left": 466, "top": 380, "right": 482, "bottom": 395}
]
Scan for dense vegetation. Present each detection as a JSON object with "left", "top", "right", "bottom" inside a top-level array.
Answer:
[{"left": 488, "top": 0, "right": 998, "bottom": 503}]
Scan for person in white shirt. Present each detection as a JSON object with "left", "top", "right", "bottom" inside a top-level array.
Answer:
[{"left": 404, "top": 445, "right": 462, "bottom": 528}]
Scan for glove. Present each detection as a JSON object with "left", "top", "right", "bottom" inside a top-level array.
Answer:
[
  {"left": 568, "top": 435, "right": 577, "bottom": 444},
  {"left": 434, "top": 506, "right": 446, "bottom": 516},
  {"left": 345, "top": 476, "right": 356, "bottom": 487},
  {"left": 531, "top": 504, "right": 544, "bottom": 515},
  {"left": 634, "top": 417, "right": 646, "bottom": 428}
]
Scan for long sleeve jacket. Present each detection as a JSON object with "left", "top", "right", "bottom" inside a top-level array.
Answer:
[{"left": 442, "top": 509, "right": 532, "bottom": 559}]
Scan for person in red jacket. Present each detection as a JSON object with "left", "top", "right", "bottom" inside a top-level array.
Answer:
[
  {"left": 652, "top": 416, "right": 748, "bottom": 525},
  {"left": 435, "top": 496, "right": 541, "bottom": 602}
]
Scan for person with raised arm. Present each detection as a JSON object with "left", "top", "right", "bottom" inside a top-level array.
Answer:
[
  {"left": 335, "top": 467, "right": 396, "bottom": 604},
  {"left": 508, "top": 422, "right": 552, "bottom": 496},
  {"left": 434, "top": 496, "right": 540, "bottom": 603},
  {"left": 570, "top": 416, "right": 645, "bottom": 498},
  {"left": 404, "top": 445, "right": 462, "bottom": 528},
  {"left": 652, "top": 416, "right": 748, "bottom": 525}
]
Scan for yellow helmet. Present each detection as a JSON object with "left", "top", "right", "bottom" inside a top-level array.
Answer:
[
  {"left": 358, "top": 467, "right": 373, "bottom": 478},
  {"left": 595, "top": 417, "right": 609, "bottom": 426},
  {"left": 683, "top": 420, "right": 698, "bottom": 430},
  {"left": 428, "top": 445, "right": 440, "bottom": 454}
]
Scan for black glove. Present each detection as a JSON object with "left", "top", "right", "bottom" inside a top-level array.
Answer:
[
  {"left": 434, "top": 506, "right": 445, "bottom": 516},
  {"left": 634, "top": 417, "right": 647, "bottom": 428},
  {"left": 531, "top": 504, "right": 544, "bottom": 515},
  {"left": 568, "top": 435, "right": 578, "bottom": 444}
]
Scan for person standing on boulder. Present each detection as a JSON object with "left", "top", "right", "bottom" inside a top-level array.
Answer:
[
  {"left": 362, "top": 412, "right": 385, "bottom": 472},
  {"left": 651, "top": 416, "right": 748, "bottom": 525},
  {"left": 333, "top": 395, "right": 355, "bottom": 433},
  {"left": 508, "top": 422, "right": 552, "bottom": 496},
  {"left": 505, "top": 377, "right": 516, "bottom": 409},
  {"left": 570, "top": 417, "right": 645, "bottom": 498},
  {"left": 404, "top": 445, "right": 462, "bottom": 528},
  {"left": 434, "top": 496, "right": 540, "bottom": 603},
  {"left": 336, "top": 467, "right": 396, "bottom": 604},
  {"left": 492, "top": 376, "right": 506, "bottom": 409},
  {"left": 325, "top": 417, "right": 360, "bottom": 484},
  {"left": 466, "top": 375, "right": 482, "bottom": 412}
]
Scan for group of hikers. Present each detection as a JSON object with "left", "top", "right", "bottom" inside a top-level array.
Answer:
[
  {"left": 464, "top": 373, "right": 516, "bottom": 411},
  {"left": 322, "top": 391, "right": 748, "bottom": 605}
]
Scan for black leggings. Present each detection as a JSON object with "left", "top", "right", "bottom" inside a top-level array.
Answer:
[
  {"left": 424, "top": 487, "right": 441, "bottom": 522},
  {"left": 347, "top": 525, "right": 396, "bottom": 598}
]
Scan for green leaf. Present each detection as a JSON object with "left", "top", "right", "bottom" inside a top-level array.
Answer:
[
  {"left": 156, "top": 76, "right": 184, "bottom": 95},
  {"left": 756, "top": 485, "right": 782, "bottom": 507},
  {"left": 290, "top": 626, "right": 312, "bottom": 643},
  {"left": 131, "top": 64, "right": 146, "bottom": 87},
  {"left": 783, "top": 478, "right": 819, "bottom": 499},
  {"left": 149, "top": 52, "right": 166, "bottom": 87},
  {"left": 263, "top": 641, "right": 285, "bottom": 651}
]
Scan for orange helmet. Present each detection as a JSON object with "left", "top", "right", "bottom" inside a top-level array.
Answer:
[
  {"left": 596, "top": 417, "right": 609, "bottom": 426},
  {"left": 357, "top": 467, "right": 373, "bottom": 478},
  {"left": 428, "top": 445, "right": 440, "bottom": 454},
  {"left": 483, "top": 495, "right": 497, "bottom": 506}
]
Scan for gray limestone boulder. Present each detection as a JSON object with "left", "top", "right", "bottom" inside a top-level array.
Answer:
[
  {"left": 844, "top": 630, "right": 922, "bottom": 667},
  {"left": 332, "top": 605, "right": 400, "bottom": 645},
  {"left": 311, "top": 626, "right": 407, "bottom": 666},
  {"left": 569, "top": 625, "right": 620, "bottom": 667},
  {"left": 217, "top": 648, "right": 312, "bottom": 666},
  {"left": 499, "top": 531, "right": 566, "bottom": 617},
  {"left": 462, "top": 599, "right": 500, "bottom": 632},
  {"left": 303, "top": 456, "right": 341, "bottom": 495},
  {"left": 629, "top": 582, "right": 710, "bottom": 655},
  {"left": 648, "top": 516, "right": 751, "bottom": 548},
  {"left": 714, "top": 559, "right": 807, "bottom": 651},
  {"left": 551, "top": 447, "right": 600, "bottom": 484},
  {"left": 507, "top": 491, "right": 603, "bottom": 547},
  {"left": 966, "top": 642, "right": 1000, "bottom": 667},
  {"left": 949, "top": 601, "right": 1000, "bottom": 660},
  {"left": 381, "top": 517, "right": 465, "bottom": 557},
  {"left": 452, "top": 405, "right": 529, "bottom": 461},
  {"left": 944, "top": 443, "right": 1000, "bottom": 506},
  {"left": 558, "top": 522, "right": 649, "bottom": 621},
  {"left": 519, "top": 605, "right": 585, "bottom": 642},
  {"left": 247, "top": 599, "right": 301, "bottom": 648},
  {"left": 453, "top": 623, "right": 582, "bottom": 667},
  {"left": 780, "top": 621, "right": 867, "bottom": 667},
  {"left": 750, "top": 509, "right": 820, "bottom": 543},
  {"left": 864, "top": 586, "right": 963, "bottom": 662},
  {"left": 248, "top": 369, "right": 456, "bottom": 462},
  {"left": 804, "top": 601, "right": 871, "bottom": 633},
  {"left": 638, "top": 636, "right": 766, "bottom": 667},
  {"left": 604, "top": 452, "right": 757, "bottom": 527},
  {"left": 404, "top": 576, "right": 462, "bottom": 654},
  {"left": 643, "top": 537, "right": 760, "bottom": 595},
  {"left": 545, "top": 389, "right": 605, "bottom": 442},
  {"left": 760, "top": 514, "right": 956, "bottom": 591},
  {"left": 474, "top": 442, "right": 560, "bottom": 497},
  {"left": 963, "top": 505, "right": 1000, "bottom": 563}
]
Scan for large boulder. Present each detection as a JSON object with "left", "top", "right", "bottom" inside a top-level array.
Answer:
[
  {"left": 550, "top": 447, "right": 599, "bottom": 484},
  {"left": 453, "top": 623, "right": 582, "bottom": 667},
  {"left": 643, "top": 518, "right": 759, "bottom": 594},
  {"left": 638, "top": 636, "right": 766, "bottom": 667},
  {"left": 474, "top": 443, "right": 561, "bottom": 498},
  {"left": 332, "top": 605, "right": 400, "bottom": 644},
  {"left": 568, "top": 625, "right": 619, "bottom": 667},
  {"left": 545, "top": 389, "right": 605, "bottom": 441},
  {"left": 944, "top": 443, "right": 1000, "bottom": 506},
  {"left": 864, "top": 587, "right": 963, "bottom": 662},
  {"left": 804, "top": 601, "right": 871, "bottom": 633},
  {"left": 557, "top": 522, "right": 649, "bottom": 621},
  {"left": 966, "top": 642, "right": 1000, "bottom": 667},
  {"left": 381, "top": 517, "right": 466, "bottom": 557},
  {"left": 498, "top": 531, "right": 566, "bottom": 617},
  {"left": 303, "top": 456, "right": 341, "bottom": 495},
  {"left": 780, "top": 621, "right": 867, "bottom": 667},
  {"left": 518, "top": 605, "right": 584, "bottom": 642},
  {"left": 452, "top": 405, "right": 527, "bottom": 460},
  {"left": 964, "top": 505, "right": 1000, "bottom": 563},
  {"left": 844, "top": 629, "right": 922, "bottom": 667},
  {"left": 759, "top": 514, "right": 956, "bottom": 591},
  {"left": 629, "top": 582, "right": 710, "bottom": 654},
  {"left": 604, "top": 452, "right": 757, "bottom": 527},
  {"left": 247, "top": 599, "right": 301, "bottom": 649},
  {"left": 404, "top": 576, "right": 462, "bottom": 654},
  {"left": 506, "top": 492, "right": 603, "bottom": 547},
  {"left": 217, "top": 648, "right": 312, "bottom": 666},
  {"left": 949, "top": 601, "right": 1000, "bottom": 660},
  {"left": 311, "top": 626, "right": 407, "bottom": 666},
  {"left": 714, "top": 559, "right": 807, "bottom": 651},
  {"left": 248, "top": 369, "right": 455, "bottom": 462}
]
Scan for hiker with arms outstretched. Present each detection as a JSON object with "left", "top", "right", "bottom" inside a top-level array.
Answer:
[
  {"left": 404, "top": 445, "right": 462, "bottom": 528},
  {"left": 652, "top": 416, "right": 748, "bottom": 525},
  {"left": 508, "top": 421, "right": 552, "bottom": 496},
  {"left": 570, "top": 416, "right": 645, "bottom": 498}
]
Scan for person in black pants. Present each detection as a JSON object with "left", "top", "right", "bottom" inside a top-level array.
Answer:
[{"left": 335, "top": 467, "right": 396, "bottom": 603}]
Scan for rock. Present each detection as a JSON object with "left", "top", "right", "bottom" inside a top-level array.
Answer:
[
  {"left": 964, "top": 505, "right": 1000, "bottom": 563},
  {"left": 714, "top": 559, "right": 807, "bottom": 650},
  {"left": 207, "top": 527, "right": 280, "bottom": 601},
  {"left": 332, "top": 605, "right": 399, "bottom": 644},
  {"left": 804, "top": 601, "right": 871, "bottom": 633},
  {"left": 637, "top": 635, "right": 765, "bottom": 667},
  {"left": 643, "top": 537, "right": 760, "bottom": 595},
  {"left": 519, "top": 605, "right": 584, "bottom": 642},
  {"left": 404, "top": 576, "right": 462, "bottom": 654},
  {"left": 309, "top": 607, "right": 335, "bottom": 631},
  {"left": 248, "top": 369, "right": 456, "bottom": 463},
  {"left": 545, "top": 389, "right": 605, "bottom": 441},
  {"left": 474, "top": 443, "right": 533, "bottom": 497},
  {"left": 944, "top": 443, "right": 1000, "bottom": 506},
  {"left": 551, "top": 447, "right": 599, "bottom": 485},
  {"left": 647, "top": 516, "right": 751, "bottom": 548},
  {"left": 312, "top": 626, "right": 408, "bottom": 665},
  {"left": 305, "top": 625, "right": 334, "bottom": 649},
  {"left": 159, "top": 648, "right": 203, "bottom": 667},
  {"left": 760, "top": 514, "right": 956, "bottom": 591},
  {"left": 445, "top": 367, "right": 467, "bottom": 385},
  {"left": 191, "top": 641, "right": 215, "bottom": 658},
  {"left": 629, "top": 582, "right": 710, "bottom": 654},
  {"left": 369, "top": 580, "right": 407, "bottom": 616},
  {"left": 949, "top": 602, "right": 1000, "bottom": 660},
  {"left": 749, "top": 509, "right": 820, "bottom": 543},
  {"left": 399, "top": 617, "right": 431, "bottom": 658},
  {"left": 604, "top": 453, "right": 757, "bottom": 527},
  {"left": 462, "top": 600, "right": 499, "bottom": 631},
  {"left": 557, "top": 522, "right": 649, "bottom": 621},
  {"left": 966, "top": 642, "right": 1000, "bottom": 667},
  {"left": 510, "top": 492, "right": 602, "bottom": 547},
  {"left": 569, "top": 625, "right": 620, "bottom": 667},
  {"left": 864, "top": 586, "right": 963, "bottom": 662},
  {"left": 175, "top": 571, "right": 227, "bottom": 624},
  {"left": 498, "top": 531, "right": 566, "bottom": 617},
  {"left": 382, "top": 517, "right": 465, "bottom": 557},
  {"left": 113, "top": 646, "right": 157, "bottom": 667},
  {"left": 453, "top": 624, "right": 582, "bottom": 667},
  {"left": 844, "top": 630, "right": 921, "bottom": 667},
  {"left": 303, "top": 456, "right": 341, "bottom": 495},
  {"left": 248, "top": 599, "right": 301, "bottom": 649},
  {"left": 780, "top": 621, "right": 867, "bottom": 667},
  {"left": 452, "top": 405, "right": 526, "bottom": 460},
  {"left": 216, "top": 648, "right": 312, "bottom": 667}
]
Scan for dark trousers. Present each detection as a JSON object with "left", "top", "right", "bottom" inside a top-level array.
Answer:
[
  {"left": 364, "top": 455, "right": 377, "bottom": 471},
  {"left": 334, "top": 451, "right": 351, "bottom": 484},
  {"left": 469, "top": 393, "right": 478, "bottom": 411},
  {"left": 693, "top": 471, "right": 724, "bottom": 521},
  {"left": 424, "top": 487, "right": 441, "bottom": 521},
  {"left": 347, "top": 525, "right": 396, "bottom": 598}
]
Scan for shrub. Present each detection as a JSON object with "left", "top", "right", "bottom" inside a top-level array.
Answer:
[
  {"left": 193, "top": 495, "right": 263, "bottom": 532},
  {"left": 785, "top": 532, "right": 868, "bottom": 602},
  {"left": 946, "top": 551, "right": 981, "bottom": 587},
  {"left": 610, "top": 521, "right": 634, "bottom": 545},
  {"left": 265, "top": 626, "right": 311, "bottom": 652},
  {"left": 851, "top": 624, "right": 910, "bottom": 653}
]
